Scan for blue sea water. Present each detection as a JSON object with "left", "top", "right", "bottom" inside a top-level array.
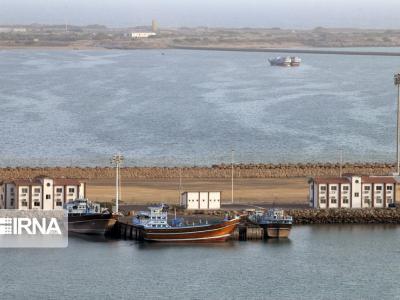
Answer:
[
  {"left": 1, "top": 225, "right": 400, "bottom": 299},
  {"left": 0, "top": 48, "right": 399, "bottom": 166}
]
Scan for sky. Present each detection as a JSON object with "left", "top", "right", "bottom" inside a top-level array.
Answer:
[{"left": 1, "top": 0, "right": 400, "bottom": 29}]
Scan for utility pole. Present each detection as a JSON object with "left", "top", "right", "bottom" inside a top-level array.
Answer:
[
  {"left": 179, "top": 168, "right": 182, "bottom": 206},
  {"left": 111, "top": 154, "right": 124, "bottom": 213},
  {"left": 394, "top": 74, "right": 400, "bottom": 175},
  {"left": 231, "top": 149, "right": 234, "bottom": 204},
  {"left": 339, "top": 149, "right": 343, "bottom": 177}
]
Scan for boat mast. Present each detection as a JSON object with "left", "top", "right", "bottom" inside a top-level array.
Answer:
[{"left": 111, "top": 154, "right": 124, "bottom": 214}]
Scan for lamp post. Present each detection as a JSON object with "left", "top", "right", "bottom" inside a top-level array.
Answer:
[
  {"left": 111, "top": 154, "right": 124, "bottom": 213},
  {"left": 394, "top": 74, "right": 400, "bottom": 175},
  {"left": 231, "top": 149, "right": 234, "bottom": 204}
]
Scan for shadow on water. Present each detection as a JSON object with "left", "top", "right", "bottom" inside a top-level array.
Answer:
[
  {"left": 68, "top": 233, "right": 118, "bottom": 244},
  {"left": 134, "top": 240, "right": 239, "bottom": 251}
]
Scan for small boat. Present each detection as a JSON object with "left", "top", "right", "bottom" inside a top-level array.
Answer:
[
  {"left": 290, "top": 56, "right": 301, "bottom": 66},
  {"left": 249, "top": 208, "right": 292, "bottom": 238},
  {"left": 268, "top": 56, "right": 301, "bottom": 67},
  {"left": 133, "top": 205, "right": 240, "bottom": 242},
  {"left": 66, "top": 199, "right": 117, "bottom": 235},
  {"left": 268, "top": 56, "right": 291, "bottom": 67}
]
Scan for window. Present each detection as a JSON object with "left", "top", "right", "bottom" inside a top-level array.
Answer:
[
  {"left": 343, "top": 198, "right": 349, "bottom": 204},
  {"left": 34, "top": 188, "right": 40, "bottom": 193},
  {"left": 46, "top": 183, "right": 51, "bottom": 187},
  {"left": 21, "top": 188, "right": 28, "bottom": 193},
  {"left": 21, "top": 201, "right": 27, "bottom": 207},
  {"left": 387, "top": 186, "right": 393, "bottom": 191},
  {"left": 10, "top": 188, "right": 14, "bottom": 193},
  {"left": 330, "top": 186, "right": 337, "bottom": 191},
  {"left": 45, "top": 194, "right": 51, "bottom": 200},
  {"left": 330, "top": 198, "right": 337, "bottom": 204},
  {"left": 34, "top": 201, "right": 40, "bottom": 206},
  {"left": 355, "top": 180, "right": 359, "bottom": 184},
  {"left": 376, "top": 186, "right": 382, "bottom": 191},
  {"left": 376, "top": 197, "right": 382, "bottom": 204},
  {"left": 355, "top": 193, "right": 359, "bottom": 197},
  {"left": 56, "top": 201, "right": 62, "bottom": 206},
  {"left": 56, "top": 188, "right": 63, "bottom": 193},
  {"left": 343, "top": 186, "right": 349, "bottom": 191},
  {"left": 364, "top": 186, "right": 370, "bottom": 191},
  {"left": 320, "top": 186, "right": 326, "bottom": 191},
  {"left": 69, "top": 188, "right": 75, "bottom": 193},
  {"left": 320, "top": 198, "right": 326, "bottom": 204}
]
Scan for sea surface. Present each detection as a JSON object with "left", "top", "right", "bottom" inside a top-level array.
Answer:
[
  {"left": 0, "top": 48, "right": 399, "bottom": 166},
  {"left": 1, "top": 225, "right": 400, "bottom": 299}
]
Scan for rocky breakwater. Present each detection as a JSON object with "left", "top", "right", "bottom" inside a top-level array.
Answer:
[
  {"left": 287, "top": 208, "right": 400, "bottom": 224},
  {"left": 0, "top": 162, "right": 396, "bottom": 180}
]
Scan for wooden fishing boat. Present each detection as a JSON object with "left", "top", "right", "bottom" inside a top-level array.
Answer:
[{"left": 133, "top": 205, "right": 240, "bottom": 242}]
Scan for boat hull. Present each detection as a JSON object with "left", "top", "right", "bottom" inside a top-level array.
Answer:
[
  {"left": 68, "top": 214, "right": 117, "bottom": 235},
  {"left": 259, "top": 223, "right": 292, "bottom": 238},
  {"left": 141, "top": 218, "right": 240, "bottom": 242}
]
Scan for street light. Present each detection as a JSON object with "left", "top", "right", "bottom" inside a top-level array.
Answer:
[
  {"left": 111, "top": 154, "right": 124, "bottom": 213},
  {"left": 394, "top": 74, "right": 400, "bottom": 175}
]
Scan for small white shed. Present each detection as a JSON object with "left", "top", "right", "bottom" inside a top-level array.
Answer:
[{"left": 181, "top": 191, "right": 221, "bottom": 210}]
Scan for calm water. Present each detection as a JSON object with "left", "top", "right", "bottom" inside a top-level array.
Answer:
[
  {"left": 1, "top": 225, "right": 400, "bottom": 299},
  {"left": 0, "top": 49, "right": 399, "bottom": 166}
]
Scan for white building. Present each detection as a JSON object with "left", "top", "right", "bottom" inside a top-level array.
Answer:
[
  {"left": 131, "top": 32, "right": 156, "bottom": 39},
  {"left": 309, "top": 174, "right": 397, "bottom": 209},
  {"left": 0, "top": 176, "right": 86, "bottom": 210},
  {"left": 181, "top": 192, "right": 221, "bottom": 210}
]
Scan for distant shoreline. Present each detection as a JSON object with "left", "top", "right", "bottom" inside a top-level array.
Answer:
[{"left": 2, "top": 45, "right": 400, "bottom": 56}]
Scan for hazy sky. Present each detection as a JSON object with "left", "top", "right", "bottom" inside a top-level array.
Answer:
[{"left": 1, "top": 0, "right": 400, "bottom": 28}]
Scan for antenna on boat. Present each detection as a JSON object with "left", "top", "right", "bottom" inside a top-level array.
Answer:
[
  {"left": 179, "top": 167, "right": 183, "bottom": 206},
  {"left": 231, "top": 149, "right": 234, "bottom": 204},
  {"left": 111, "top": 154, "right": 124, "bottom": 214}
]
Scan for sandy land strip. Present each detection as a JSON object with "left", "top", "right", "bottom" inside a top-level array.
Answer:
[{"left": 87, "top": 177, "right": 309, "bottom": 206}]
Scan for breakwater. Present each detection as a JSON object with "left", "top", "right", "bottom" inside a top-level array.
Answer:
[
  {"left": 0, "top": 163, "right": 395, "bottom": 180},
  {"left": 288, "top": 208, "right": 400, "bottom": 224}
]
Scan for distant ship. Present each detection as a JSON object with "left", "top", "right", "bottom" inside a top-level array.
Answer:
[
  {"left": 249, "top": 208, "right": 293, "bottom": 238},
  {"left": 133, "top": 205, "right": 240, "bottom": 242},
  {"left": 268, "top": 56, "right": 301, "bottom": 67},
  {"left": 66, "top": 199, "right": 117, "bottom": 235}
]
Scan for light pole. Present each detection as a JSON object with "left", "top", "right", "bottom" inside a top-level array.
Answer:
[
  {"left": 111, "top": 154, "right": 124, "bottom": 213},
  {"left": 394, "top": 74, "right": 400, "bottom": 175},
  {"left": 231, "top": 149, "right": 234, "bottom": 204}
]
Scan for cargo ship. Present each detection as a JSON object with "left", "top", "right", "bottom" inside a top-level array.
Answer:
[
  {"left": 133, "top": 205, "right": 240, "bottom": 242},
  {"left": 249, "top": 208, "right": 292, "bottom": 238},
  {"left": 268, "top": 56, "right": 301, "bottom": 67},
  {"left": 66, "top": 199, "right": 117, "bottom": 235}
]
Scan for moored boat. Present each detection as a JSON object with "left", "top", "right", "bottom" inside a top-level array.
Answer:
[
  {"left": 66, "top": 199, "right": 117, "bottom": 235},
  {"left": 249, "top": 208, "right": 292, "bottom": 238},
  {"left": 133, "top": 205, "right": 240, "bottom": 242}
]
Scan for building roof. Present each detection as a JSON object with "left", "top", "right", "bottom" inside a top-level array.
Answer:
[
  {"left": 1, "top": 177, "right": 85, "bottom": 186},
  {"left": 361, "top": 176, "right": 397, "bottom": 184},
  {"left": 53, "top": 178, "right": 84, "bottom": 186},
  {"left": 311, "top": 175, "right": 397, "bottom": 184},
  {"left": 312, "top": 177, "right": 350, "bottom": 184}
]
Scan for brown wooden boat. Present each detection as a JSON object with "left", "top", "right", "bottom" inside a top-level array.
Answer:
[{"left": 134, "top": 206, "right": 240, "bottom": 242}]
